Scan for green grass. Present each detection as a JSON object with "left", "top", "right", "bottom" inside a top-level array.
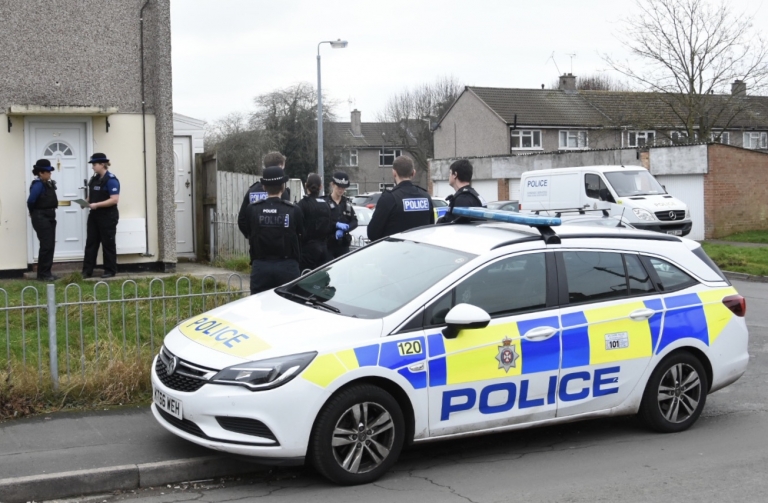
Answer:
[
  {"left": 0, "top": 272, "right": 248, "bottom": 419},
  {"left": 213, "top": 255, "right": 251, "bottom": 273},
  {"left": 701, "top": 243, "right": 768, "bottom": 276},
  {"left": 718, "top": 230, "right": 768, "bottom": 244}
]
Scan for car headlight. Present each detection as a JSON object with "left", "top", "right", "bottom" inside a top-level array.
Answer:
[
  {"left": 632, "top": 208, "right": 656, "bottom": 221},
  {"left": 210, "top": 351, "right": 317, "bottom": 391}
]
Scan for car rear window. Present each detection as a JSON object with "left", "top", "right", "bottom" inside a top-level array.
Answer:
[{"left": 692, "top": 246, "right": 729, "bottom": 283}]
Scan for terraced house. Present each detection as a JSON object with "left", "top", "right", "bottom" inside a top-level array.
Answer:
[{"left": 434, "top": 74, "right": 768, "bottom": 159}]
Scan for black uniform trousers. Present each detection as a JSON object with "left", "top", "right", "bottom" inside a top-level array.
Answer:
[
  {"left": 300, "top": 239, "right": 330, "bottom": 272},
  {"left": 83, "top": 208, "right": 119, "bottom": 275},
  {"left": 250, "top": 259, "right": 300, "bottom": 295},
  {"left": 31, "top": 209, "right": 57, "bottom": 278}
]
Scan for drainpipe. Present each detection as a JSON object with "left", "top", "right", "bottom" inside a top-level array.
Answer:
[{"left": 139, "top": 0, "right": 153, "bottom": 256}]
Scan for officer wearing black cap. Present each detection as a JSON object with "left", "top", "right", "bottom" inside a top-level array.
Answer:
[
  {"left": 237, "top": 151, "right": 292, "bottom": 239},
  {"left": 246, "top": 166, "right": 305, "bottom": 295},
  {"left": 297, "top": 173, "right": 331, "bottom": 272},
  {"left": 27, "top": 159, "right": 59, "bottom": 281},
  {"left": 82, "top": 153, "right": 120, "bottom": 279},
  {"left": 323, "top": 171, "right": 358, "bottom": 259},
  {"left": 437, "top": 159, "right": 487, "bottom": 224},
  {"left": 367, "top": 156, "right": 434, "bottom": 241}
]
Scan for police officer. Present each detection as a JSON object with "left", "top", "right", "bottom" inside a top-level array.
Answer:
[
  {"left": 324, "top": 171, "right": 358, "bottom": 258},
  {"left": 297, "top": 173, "right": 331, "bottom": 272},
  {"left": 437, "top": 159, "right": 487, "bottom": 223},
  {"left": 246, "top": 166, "right": 305, "bottom": 295},
  {"left": 367, "top": 156, "right": 434, "bottom": 241},
  {"left": 27, "top": 159, "right": 59, "bottom": 281},
  {"left": 82, "top": 153, "right": 120, "bottom": 279},
  {"left": 237, "top": 151, "right": 292, "bottom": 239}
]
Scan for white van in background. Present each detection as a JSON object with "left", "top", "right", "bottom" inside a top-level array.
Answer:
[{"left": 519, "top": 166, "right": 692, "bottom": 236}]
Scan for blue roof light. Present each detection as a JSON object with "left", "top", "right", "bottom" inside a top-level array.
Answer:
[{"left": 452, "top": 207, "right": 561, "bottom": 227}]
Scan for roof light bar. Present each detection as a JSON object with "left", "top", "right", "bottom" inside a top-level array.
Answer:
[{"left": 452, "top": 207, "right": 561, "bottom": 227}]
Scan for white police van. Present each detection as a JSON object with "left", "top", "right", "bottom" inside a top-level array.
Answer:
[
  {"left": 151, "top": 208, "right": 747, "bottom": 485},
  {"left": 519, "top": 166, "right": 692, "bottom": 236}
]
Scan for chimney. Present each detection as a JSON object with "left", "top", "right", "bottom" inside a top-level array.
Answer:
[
  {"left": 731, "top": 80, "right": 747, "bottom": 96},
  {"left": 558, "top": 73, "right": 576, "bottom": 92},
  {"left": 351, "top": 109, "right": 362, "bottom": 136}
]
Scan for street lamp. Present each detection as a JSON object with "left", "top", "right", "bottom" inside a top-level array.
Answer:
[{"left": 317, "top": 38, "right": 348, "bottom": 194}]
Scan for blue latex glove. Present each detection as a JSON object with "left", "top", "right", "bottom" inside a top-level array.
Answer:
[
  {"left": 335, "top": 229, "right": 344, "bottom": 240},
  {"left": 336, "top": 222, "right": 350, "bottom": 232}
]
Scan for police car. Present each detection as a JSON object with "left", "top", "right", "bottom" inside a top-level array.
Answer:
[{"left": 151, "top": 208, "right": 748, "bottom": 485}]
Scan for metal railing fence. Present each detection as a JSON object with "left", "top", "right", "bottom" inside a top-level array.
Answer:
[{"left": 1, "top": 274, "right": 248, "bottom": 389}]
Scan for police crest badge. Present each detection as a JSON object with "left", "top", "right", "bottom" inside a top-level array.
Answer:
[{"left": 496, "top": 337, "right": 519, "bottom": 373}]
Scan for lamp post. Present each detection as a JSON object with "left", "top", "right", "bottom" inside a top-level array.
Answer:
[{"left": 317, "top": 39, "right": 347, "bottom": 194}]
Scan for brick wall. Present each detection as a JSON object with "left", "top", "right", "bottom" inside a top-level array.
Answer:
[{"left": 705, "top": 144, "right": 768, "bottom": 238}]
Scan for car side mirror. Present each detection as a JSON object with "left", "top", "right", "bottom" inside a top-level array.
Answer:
[{"left": 442, "top": 303, "right": 491, "bottom": 339}]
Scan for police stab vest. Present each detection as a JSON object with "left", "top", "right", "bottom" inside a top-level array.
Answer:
[
  {"left": 30, "top": 179, "right": 58, "bottom": 210},
  {"left": 248, "top": 198, "right": 301, "bottom": 261}
]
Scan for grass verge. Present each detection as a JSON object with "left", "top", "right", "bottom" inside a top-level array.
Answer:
[
  {"left": 0, "top": 272, "right": 247, "bottom": 420},
  {"left": 701, "top": 243, "right": 768, "bottom": 277},
  {"left": 717, "top": 230, "right": 768, "bottom": 244},
  {"left": 213, "top": 255, "right": 251, "bottom": 274}
]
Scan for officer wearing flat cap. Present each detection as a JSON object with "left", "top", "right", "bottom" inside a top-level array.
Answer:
[
  {"left": 367, "top": 156, "right": 434, "bottom": 241},
  {"left": 27, "top": 159, "right": 59, "bottom": 281},
  {"left": 82, "top": 153, "right": 120, "bottom": 279},
  {"left": 323, "top": 171, "right": 358, "bottom": 259},
  {"left": 245, "top": 165, "right": 305, "bottom": 295},
  {"left": 237, "top": 152, "right": 292, "bottom": 239}
]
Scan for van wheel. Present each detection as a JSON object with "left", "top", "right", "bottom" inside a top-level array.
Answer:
[
  {"left": 310, "top": 384, "right": 404, "bottom": 485},
  {"left": 639, "top": 352, "right": 708, "bottom": 433}
]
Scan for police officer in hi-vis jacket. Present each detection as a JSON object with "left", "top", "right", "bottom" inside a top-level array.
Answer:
[
  {"left": 82, "top": 153, "right": 120, "bottom": 279},
  {"left": 27, "top": 159, "right": 59, "bottom": 281}
]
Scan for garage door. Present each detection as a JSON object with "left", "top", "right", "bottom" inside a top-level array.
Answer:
[
  {"left": 655, "top": 175, "right": 704, "bottom": 241},
  {"left": 509, "top": 179, "right": 521, "bottom": 201},
  {"left": 472, "top": 180, "right": 498, "bottom": 204},
  {"left": 433, "top": 181, "right": 452, "bottom": 198}
]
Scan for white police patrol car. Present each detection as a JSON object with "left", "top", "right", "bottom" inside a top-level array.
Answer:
[{"left": 151, "top": 208, "right": 748, "bottom": 485}]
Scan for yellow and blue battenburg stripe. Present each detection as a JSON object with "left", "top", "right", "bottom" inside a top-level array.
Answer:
[{"left": 301, "top": 287, "right": 737, "bottom": 389}]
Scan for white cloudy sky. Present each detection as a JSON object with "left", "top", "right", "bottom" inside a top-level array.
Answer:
[{"left": 170, "top": 0, "right": 768, "bottom": 125}]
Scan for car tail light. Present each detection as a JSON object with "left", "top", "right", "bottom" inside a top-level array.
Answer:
[
  {"left": 519, "top": 203, "right": 523, "bottom": 211},
  {"left": 722, "top": 294, "right": 746, "bottom": 317},
  {"left": 366, "top": 204, "right": 375, "bottom": 209}
]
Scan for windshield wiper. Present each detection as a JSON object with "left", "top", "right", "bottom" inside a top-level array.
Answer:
[{"left": 275, "top": 288, "right": 340, "bottom": 313}]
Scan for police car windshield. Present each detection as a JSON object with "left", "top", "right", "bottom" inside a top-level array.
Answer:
[
  {"left": 284, "top": 239, "right": 475, "bottom": 318},
  {"left": 604, "top": 170, "right": 666, "bottom": 197}
]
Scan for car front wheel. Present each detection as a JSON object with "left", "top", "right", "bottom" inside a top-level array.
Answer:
[
  {"left": 640, "top": 351, "right": 708, "bottom": 433},
  {"left": 310, "top": 384, "right": 404, "bottom": 485}
]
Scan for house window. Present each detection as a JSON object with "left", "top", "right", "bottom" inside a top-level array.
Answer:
[
  {"left": 628, "top": 131, "right": 655, "bottom": 147},
  {"left": 670, "top": 131, "right": 688, "bottom": 144},
  {"left": 743, "top": 132, "right": 768, "bottom": 149},
  {"left": 338, "top": 149, "right": 358, "bottom": 167},
  {"left": 379, "top": 148, "right": 402, "bottom": 166},
  {"left": 710, "top": 131, "right": 730, "bottom": 144},
  {"left": 511, "top": 130, "right": 542, "bottom": 150},
  {"left": 559, "top": 130, "right": 588, "bottom": 149},
  {"left": 43, "top": 141, "right": 73, "bottom": 157},
  {"left": 379, "top": 183, "right": 395, "bottom": 191}
]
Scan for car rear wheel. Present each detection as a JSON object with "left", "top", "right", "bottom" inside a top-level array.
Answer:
[
  {"left": 310, "top": 384, "right": 404, "bottom": 485},
  {"left": 640, "top": 351, "right": 708, "bottom": 433}
]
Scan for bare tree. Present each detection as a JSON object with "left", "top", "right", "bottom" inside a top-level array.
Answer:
[
  {"left": 603, "top": 0, "right": 768, "bottom": 140},
  {"left": 549, "top": 73, "right": 632, "bottom": 91},
  {"left": 205, "top": 113, "right": 264, "bottom": 174},
  {"left": 250, "top": 82, "right": 337, "bottom": 183},
  {"left": 377, "top": 76, "right": 463, "bottom": 173}
]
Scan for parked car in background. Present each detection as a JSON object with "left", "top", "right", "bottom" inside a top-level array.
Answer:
[
  {"left": 349, "top": 206, "right": 373, "bottom": 249},
  {"left": 487, "top": 200, "right": 519, "bottom": 212},
  {"left": 351, "top": 191, "right": 385, "bottom": 209},
  {"left": 432, "top": 197, "right": 449, "bottom": 220}
]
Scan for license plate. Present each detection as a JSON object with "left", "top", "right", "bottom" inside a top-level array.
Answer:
[
  {"left": 666, "top": 230, "right": 682, "bottom": 236},
  {"left": 153, "top": 386, "right": 183, "bottom": 420}
]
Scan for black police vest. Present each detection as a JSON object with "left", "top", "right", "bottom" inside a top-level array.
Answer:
[
  {"left": 449, "top": 186, "right": 485, "bottom": 210},
  {"left": 387, "top": 182, "right": 433, "bottom": 233},
  {"left": 248, "top": 198, "right": 301, "bottom": 261},
  {"left": 88, "top": 172, "right": 117, "bottom": 206},
  {"left": 298, "top": 195, "right": 331, "bottom": 242},
  {"left": 30, "top": 180, "right": 58, "bottom": 210}
]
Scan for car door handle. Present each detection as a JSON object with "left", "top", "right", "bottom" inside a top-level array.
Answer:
[
  {"left": 523, "top": 326, "right": 558, "bottom": 341},
  {"left": 629, "top": 308, "right": 656, "bottom": 321}
]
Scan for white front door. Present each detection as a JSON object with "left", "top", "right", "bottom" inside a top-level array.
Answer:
[
  {"left": 173, "top": 137, "right": 194, "bottom": 254},
  {"left": 27, "top": 121, "right": 89, "bottom": 260}
]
